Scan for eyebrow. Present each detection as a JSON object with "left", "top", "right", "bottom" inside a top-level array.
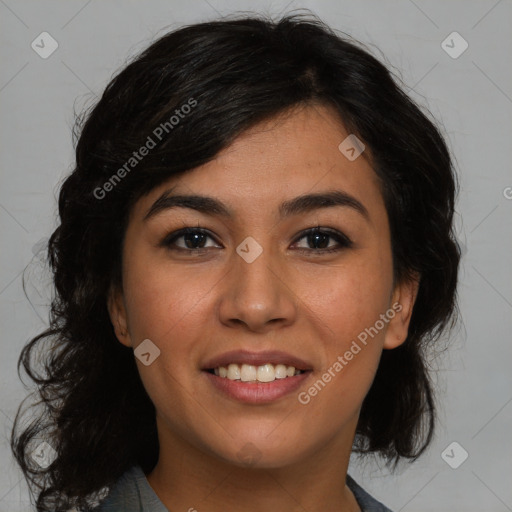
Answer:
[{"left": 144, "top": 187, "right": 369, "bottom": 222}]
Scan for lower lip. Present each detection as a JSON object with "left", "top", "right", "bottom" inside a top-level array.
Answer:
[{"left": 203, "top": 371, "right": 311, "bottom": 404}]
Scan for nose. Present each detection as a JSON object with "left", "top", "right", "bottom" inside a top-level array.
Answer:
[{"left": 217, "top": 238, "right": 297, "bottom": 333}]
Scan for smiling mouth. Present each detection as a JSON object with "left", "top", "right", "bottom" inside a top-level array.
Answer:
[{"left": 206, "top": 363, "right": 307, "bottom": 383}]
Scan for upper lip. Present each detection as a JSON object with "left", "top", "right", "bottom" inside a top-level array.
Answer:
[{"left": 202, "top": 350, "right": 312, "bottom": 371}]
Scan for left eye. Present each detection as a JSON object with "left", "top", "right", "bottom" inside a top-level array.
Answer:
[{"left": 292, "top": 228, "right": 352, "bottom": 253}]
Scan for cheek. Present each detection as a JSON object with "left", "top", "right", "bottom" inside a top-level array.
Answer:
[
  {"left": 122, "top": 251, "right": 210, "bottom": 343},
  {"left": 293, "top": 249, "right": 393, "bottom": 409},
  {"left": 298, "top": 252, "right": 394, "bottom": 344},
  {"left": 295, "top": 271, "right": 390, "bottom": 423},
  {"left": 120, "top": 257, "right": 212, "bottom": 416}
]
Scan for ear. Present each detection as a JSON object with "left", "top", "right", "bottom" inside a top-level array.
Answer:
[
  {"left": 107, "top": 284, "right": 132, "bottom": 348},
  {"left": 383, "top": 272, "right": 420, "bottom": 350}
]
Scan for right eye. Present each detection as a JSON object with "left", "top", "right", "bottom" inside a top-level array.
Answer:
[{"left": 160, "top": 227, "right": 222, "bottom": 252}]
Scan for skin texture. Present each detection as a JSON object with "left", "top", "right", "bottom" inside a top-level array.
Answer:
[{"left": 109, "top": 104, "right": 419, "bottom": 512}]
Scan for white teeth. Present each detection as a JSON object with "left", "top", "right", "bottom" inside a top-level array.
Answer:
[
  {"left": 257, "top": 364, "right": 275, "bottom": 383},
  {"left": 213, "top": 363, "right": 304, "bottom": 383},
  {"left": 240, "top": 364, "right": 257, "bottom": 382},
  {"left": 227, "top": 363, "right": 240, "bottom": 380},
  {"left": 274, "top": 364, "right": 288, "bottom": 379}
]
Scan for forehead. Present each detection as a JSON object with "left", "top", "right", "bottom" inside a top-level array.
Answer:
[{"left": 132, "top": 104, "right": 384, "bottom": 221}]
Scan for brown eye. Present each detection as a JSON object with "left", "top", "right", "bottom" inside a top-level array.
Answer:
[
  {"left": 161, "top": 228, "right": 221, "bottom": 251},
  {"left": 292, "top": 227, "right": 353, "bottom": 253}
]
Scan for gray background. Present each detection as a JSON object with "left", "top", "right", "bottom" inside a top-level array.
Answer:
[{"left": 1, "top": 1, "right": 511, "bottom": 511}]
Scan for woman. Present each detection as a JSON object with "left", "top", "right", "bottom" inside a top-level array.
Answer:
[{"left": 11, "top": 13, "right": 460, "bottom": 512}]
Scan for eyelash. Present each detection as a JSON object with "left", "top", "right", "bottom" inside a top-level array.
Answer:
[{"left": 160, "top": 226, "right": 353, "bottom": 255}]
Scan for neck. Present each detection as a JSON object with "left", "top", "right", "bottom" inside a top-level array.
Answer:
[{"left": 145, "top": 417, "right": 361, "bottom": 512}]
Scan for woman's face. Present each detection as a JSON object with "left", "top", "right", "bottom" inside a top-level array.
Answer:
[{"left": 109, "top": 104, "right": 417, "bottom": 468}]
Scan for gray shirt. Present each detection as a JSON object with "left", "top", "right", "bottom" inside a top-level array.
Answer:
[{"left": 93, "top": 465, "right": 393, "bottom": 512}]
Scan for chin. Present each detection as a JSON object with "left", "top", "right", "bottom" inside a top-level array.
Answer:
[{"left": 203, "top": 429, "right": 314, "bottom": 469}]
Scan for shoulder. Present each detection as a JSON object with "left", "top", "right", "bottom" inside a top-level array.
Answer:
[
  {"left": 346, "top": 474, "right": 394, "bottom": 512},
  {"left": 92, "top": 465, "right": 168, "bottom": 512},
  {"left": 91, "top": 465, "right": 142, "bottom": 512},
  {"left": 92, "top": 468, "right": 388, "bottom": 512}
]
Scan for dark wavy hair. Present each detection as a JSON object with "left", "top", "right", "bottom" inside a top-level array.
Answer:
[{"left": 11, "top": 12, "right": 460, "bottom": 512}]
